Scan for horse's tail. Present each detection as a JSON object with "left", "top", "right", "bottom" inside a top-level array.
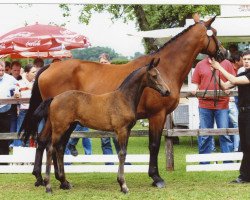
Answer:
[
  {"left": 33, "top": 98, "right": 53, "bottom": 121},
  {"left": 18, "top": 65, "right": 50, "bottom": 143}
]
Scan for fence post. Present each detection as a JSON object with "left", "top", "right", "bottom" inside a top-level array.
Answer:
[{"left": 165, "top": 114, "right": 174, "bottom": 171}]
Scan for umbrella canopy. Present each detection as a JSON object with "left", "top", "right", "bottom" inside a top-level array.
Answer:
[
  {"left": 0, "top": 23, "right": 90, "bottom": 55},
  {"left": 0, "top": 50, "right": 72, "bottom": 59}
]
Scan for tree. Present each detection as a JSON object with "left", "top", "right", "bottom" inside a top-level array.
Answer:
[
  {"left": 71, "top": 46, "right": 121, "bottom": 61},
  {"left": 60, "top": 4, "right": 220, "bottom": 53}
]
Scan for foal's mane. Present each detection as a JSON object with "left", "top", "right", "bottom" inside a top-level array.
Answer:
[
  {"left": 117, "top": 67, "right": 144, "bottom": 90},
  {"left": 151, "top": 23, "right": 196, "bottom": 55}
]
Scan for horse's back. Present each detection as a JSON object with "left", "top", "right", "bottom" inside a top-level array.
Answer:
[{"left": 39, "top": 59, "right": 142, "bottom": 99}]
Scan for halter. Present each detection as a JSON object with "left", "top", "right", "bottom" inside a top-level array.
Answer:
[
  {"left": 202, "top": 25, "right": 224, "bottom": 107},
  {"left": 203, "top": 25, "right": 225, "bottom": 62}
]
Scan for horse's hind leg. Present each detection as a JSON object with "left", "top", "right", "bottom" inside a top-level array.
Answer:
[
  {"left": 32, "top": 121, "right": 51, "bottom": 187},
  {"left": 32, "top": 141, "right": 46, "bottom": 187},
  {"left": 116, "top": 129, "right": 129, "bottom": 194}
]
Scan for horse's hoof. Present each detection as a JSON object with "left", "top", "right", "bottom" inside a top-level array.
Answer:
[
  {"left": 45, "top": 187, "right": 52, "bottom": 194},
  {"left": 60, "top": 181, "right": 72, "bottom": 190},
  {"left": 152, "top": 180, "right": 165, "bottom": 188},
  {"left": 34, "top": 178, "right": 45, "bottom": 187}
]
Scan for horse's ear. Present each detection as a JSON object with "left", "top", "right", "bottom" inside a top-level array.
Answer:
[
  {"left": 147, "top": 58, "right": 155, "bottom": 70},
  {"left": 204, "top": 16, "right": 216, "bottom": 27}
]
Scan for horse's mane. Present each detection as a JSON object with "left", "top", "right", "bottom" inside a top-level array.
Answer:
[
  {"left": 151, "top": 23, "right": 196, "bottom": 55},
  {"left": 117, "top": 67, "right": 144, "bottom": 90}
]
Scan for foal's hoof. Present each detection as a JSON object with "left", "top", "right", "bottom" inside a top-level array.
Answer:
[
  {"left": 60, "top": 181, "right": 73, "bottom": 190},
  {"left": 121, "top": 187, "right": 129, "bottom": 194},
  {"left": 34, "top": 179, "right": 45, "bottom": 187},
  {"left": 45, "top": 187, "right": 52, "bottom": 194},
  {"left": 152, "top": 180, "right": 165, "bottom": 188}
]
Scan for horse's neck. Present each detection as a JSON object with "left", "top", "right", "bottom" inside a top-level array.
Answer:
[
  {"left": 151, "top": 28, "right": 202, "bottom": 89},
  {"left": 118, "top": 68, "right": 146, "bottom": 112}
]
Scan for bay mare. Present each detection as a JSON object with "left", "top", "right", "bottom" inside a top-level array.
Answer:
[
  {"left": 34, "top": 59, "right": 170, "bottom": 193},
  {"left": 20, "top": 17, "right": 226, "bottom": 189}
]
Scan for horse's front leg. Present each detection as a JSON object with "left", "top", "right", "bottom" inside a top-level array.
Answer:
[
  {"left": 116, "top": 129, "right": 129, "bottom": 194},
  {"left": 148, "top": 114, "right": 167, "bottom": 188},
  {"left": 44, "top": 143, "right": 53, "bottom": 193}
]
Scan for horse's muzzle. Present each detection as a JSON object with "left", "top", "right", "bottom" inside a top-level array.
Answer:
[{"left": 162, "top": 90, "right": 171, "bottom": 97}]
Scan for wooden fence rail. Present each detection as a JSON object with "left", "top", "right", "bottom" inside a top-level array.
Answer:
[{"left": 0, "top": 90, "right": 239, "bottom": 171}]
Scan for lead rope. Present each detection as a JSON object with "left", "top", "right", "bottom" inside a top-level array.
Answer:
[{"left": 202, "top": 69, "right": 220, "bottom": 107}]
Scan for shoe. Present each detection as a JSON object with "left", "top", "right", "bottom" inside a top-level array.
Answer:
[
  {"left": 67, "top": 144, "right": 78, "bottom": 157},
  {"left": 230, "top": 177, "right": 250, "bottom": 184}
]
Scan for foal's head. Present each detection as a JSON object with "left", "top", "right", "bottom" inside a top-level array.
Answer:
[{"left": 146, "top": 58, "right": 170, "bottom": 97}]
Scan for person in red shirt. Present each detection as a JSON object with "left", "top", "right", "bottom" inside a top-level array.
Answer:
[{"left": 191, "top": 57, "right": 235, "bottom": 163}]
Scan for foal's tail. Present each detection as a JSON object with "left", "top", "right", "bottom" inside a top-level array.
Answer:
[
  {"left": 18, "top": 65, "right": 50, "bottom": 143},
  {"left": 33, "top": 98, "right": 53, "bottom": 122}
]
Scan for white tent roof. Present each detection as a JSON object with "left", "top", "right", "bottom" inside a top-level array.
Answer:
[{"left": 128, "top": 17, "right": 250, "bottom": 43}]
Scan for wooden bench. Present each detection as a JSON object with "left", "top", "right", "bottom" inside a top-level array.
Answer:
[
  {"left": 0, "top": 147, "right": 149, "bottom": 173},
  {"left": 186, "top": 152, "right": 242, "bottom": 172}
]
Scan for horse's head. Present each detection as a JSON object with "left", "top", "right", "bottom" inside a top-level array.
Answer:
[
  {"left": 199, "top": 17, "right": 227, "bottom": 62},
  {"left": 146, "top": 58, "right": 170, "bottom": 97}
]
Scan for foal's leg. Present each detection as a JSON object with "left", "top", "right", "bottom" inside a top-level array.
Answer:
[
  {"left": 54, "top": 123, "right": 76, "bottom": 189},
  {"left": 56, "top": 143, "right": 72, "bottom": 190},
  {"left": 32, "top": 121, "right": 51, "bottom": 187},
  {"left": 148, "top": 114, "right": 167, "bottom": 188},
  {"left": 44, "top": 142, "right": 53, "bottom": 193},
  {"left": 116, "top": 129, "right": 130, "bottom": 194}
]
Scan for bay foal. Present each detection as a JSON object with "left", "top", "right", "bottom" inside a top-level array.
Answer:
[{"left": 34, "top": 59, "right": 170, "bottom": 193}]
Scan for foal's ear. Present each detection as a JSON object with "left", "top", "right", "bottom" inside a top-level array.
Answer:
[
  {"left": 204, "top": 16, "right": 216, "bottom": 27},
  {"left": 147, "top": 58, "right": 155, "bottom": 71},
  {"left": 153, "top": 58, "right": 160, "bottom": 68}
]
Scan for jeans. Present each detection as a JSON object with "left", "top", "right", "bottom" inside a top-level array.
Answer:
[
  {"left": 198, "top": 108, "right": 233, "bottom": 159},
  {"left": 0, "top": 109, "right": 11, "bottom": 155},
  {"left": 101, "top": 137, "right": 120, "bottom": 155},
  {"left": 12, "top": 109, "right": 26, "bottom": 147},
  {"left": 228, "top": 102, "right": 240, "bottom": 152},
  {"left": 65, "top": 124, "right": 92, "bottom": 155}
]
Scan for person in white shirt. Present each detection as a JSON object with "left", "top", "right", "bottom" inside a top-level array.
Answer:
[
  {"left": 0, "top": 61, "right": 17, "bottom": 156},
  {"left": 13, "top": 64, "right": 37, "bottom": 147}
]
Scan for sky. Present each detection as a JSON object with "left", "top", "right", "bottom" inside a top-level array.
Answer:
[{"left": 0, "top": 4, "right": 145, "bottom": 57}]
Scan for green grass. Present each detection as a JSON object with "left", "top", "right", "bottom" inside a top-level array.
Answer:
[{"left": 0, "top": 123, "right": 249, "bottom": 199}]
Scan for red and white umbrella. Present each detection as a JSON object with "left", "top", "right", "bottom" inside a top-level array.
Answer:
[
  {"left": 0, "top": 22, "right": 90, "bottom": 55},
  {"left": 0, "top": 50, "right": 72, "bottom": 59}
]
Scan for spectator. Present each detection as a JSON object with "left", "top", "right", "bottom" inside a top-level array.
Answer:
[
  {"left": 13, "top": 64, "right": 37, "bottom": 147},
  {"left": 65, "top": 124, "right": 92, "bottom": 156},
  {"left": 4, "top": 61, "right": 11, "bottom": 74},
  {"left": 210, "top": 50, "right": 250, "bottom": 183},
  {"left": 33, "top": 58, "right": 44, "bottom": 70},
  {"left": 0, "top": 61, "right": 17, "bottom": 157},
  {"left": 98, "top": 53, "right": 121, "bottom": 164},
  {"left": 191, "top": 57, "right": 235, "bottom": 163},
  {"left": 66, "top": 53, "right": 121, "bottom": 165},
  {"left": 10, "top": 61, "right": 22, "bottom": 80},
  {"left": 228, "top": 52, "right": 244, "bottom": 152},
  {"left": 9, "top": 61, "right": 22, "bottom": 149}
]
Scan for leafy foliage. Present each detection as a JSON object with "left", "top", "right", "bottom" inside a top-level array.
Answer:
[{"left": 60, "top": 4, "right": 220, "bottom": 53}]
